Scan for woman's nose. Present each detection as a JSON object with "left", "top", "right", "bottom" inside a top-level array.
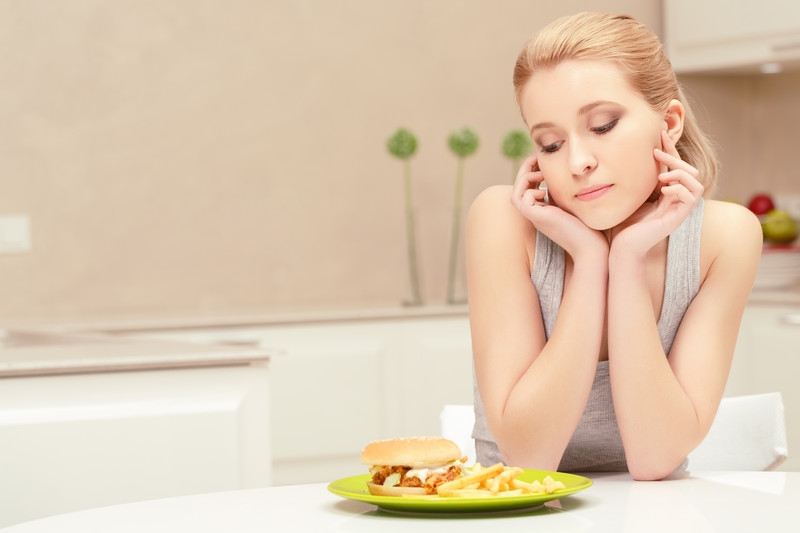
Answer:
[{"left": 568, "top": 140, "right": 597, "bottom": 176}]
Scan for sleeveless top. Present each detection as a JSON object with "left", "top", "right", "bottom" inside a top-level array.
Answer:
[{"left": 471, "top": 199, "right": 704, "bottom": 472}]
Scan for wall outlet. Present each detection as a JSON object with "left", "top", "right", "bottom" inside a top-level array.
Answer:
[{"left": 0, "top": 215, "right": 32, "bottom": 254}]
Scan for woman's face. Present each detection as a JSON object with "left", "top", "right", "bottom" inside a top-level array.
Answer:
[{"left": 519, "top": 60, "right": 665, "bottom": 231}]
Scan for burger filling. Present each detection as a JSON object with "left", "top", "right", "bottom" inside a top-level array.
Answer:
[{"left": 369, "top": 460, "right": 465, "bottom": 495}]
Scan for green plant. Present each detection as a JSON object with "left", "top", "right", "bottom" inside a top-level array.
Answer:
[
  {"left": 387, "top": 128, "right": 422, "bottom": 306},
  {"left": 446, "top": 127, "right": 479, "bottom": 304},
  {"left": 502, "top": 129, "right": 532, "bottom": 183}
]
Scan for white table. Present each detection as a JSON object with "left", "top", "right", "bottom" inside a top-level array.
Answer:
[{"left": 2, "top": 471, "right": 797, "bottom": 532}]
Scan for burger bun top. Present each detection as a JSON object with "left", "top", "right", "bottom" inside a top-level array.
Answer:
[{"left": 361, "top": 436, "right": 461, "bottom": 467}]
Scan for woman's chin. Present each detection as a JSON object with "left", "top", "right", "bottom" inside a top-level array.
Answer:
[{"left": 579, "top": 214, "right": 620, "bottom": 232}]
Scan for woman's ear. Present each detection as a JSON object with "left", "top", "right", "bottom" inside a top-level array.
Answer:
[{"left": 663, "top": 99, "right": 685, "bottom": 145}]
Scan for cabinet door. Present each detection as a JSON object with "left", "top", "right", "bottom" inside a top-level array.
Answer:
[
  {"left": 265, "top": 323, "right": 385, "bottom": 485},
  {"left": 730, "top": 304, "right": 800, "bottom": 471},
  {"left": 111, "top": 316, "right": 475, "bottom": 485},
  {"left": 664, "top": 0, "right": 800, "bottom": 72},
  {"left": 0, "top": 364, "right": 270, "bottom": 528},
  {"left": 385, "top": 317, "right": 474, "bottom": 437}
]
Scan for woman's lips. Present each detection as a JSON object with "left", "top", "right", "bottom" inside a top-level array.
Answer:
[{"left": 575, "top": 184, "right": 612, "bottom": 201}]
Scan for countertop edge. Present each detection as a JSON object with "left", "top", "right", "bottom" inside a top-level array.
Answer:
[{"left": 9, "top": 304, "right": 471, "bottom": 335}]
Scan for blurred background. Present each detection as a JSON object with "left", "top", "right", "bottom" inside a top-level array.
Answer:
[
  {"left": 3, "top": 1, "right": 800, "bottom": 527},
  {"left": 2, "top": 0, "right": 798, "bottom": 323}
]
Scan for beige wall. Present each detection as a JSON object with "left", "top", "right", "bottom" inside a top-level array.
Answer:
[
  {"left": 679, "top": 71, "right": 800, "bottom": 203},
  {"left": 3, "top": 1, "right": 793, "bottom": 324}
]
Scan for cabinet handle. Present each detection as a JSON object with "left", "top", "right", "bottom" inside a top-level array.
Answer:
[
  {"left": 771, "top": 40, "right": 800, "bottom": 52},
  {"left": 780, "top": 314, "right": 800, "bottom": 326}
]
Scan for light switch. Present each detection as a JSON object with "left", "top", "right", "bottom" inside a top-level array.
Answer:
[{"left": 0, "top": 215, "right": 32, "bottom": 254}]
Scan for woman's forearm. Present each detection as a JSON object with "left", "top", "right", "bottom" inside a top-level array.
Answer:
[
  {"left": 497, "top": 253, "right": 608, "bottom": 469},
  {"left": 606, "top": 250, "right": 701, "bottom": 480}
]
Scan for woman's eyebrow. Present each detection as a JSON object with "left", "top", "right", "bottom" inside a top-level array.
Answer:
[
  {"left": 529, "top": 100, "right": 617, "bottom": 135},
  {"left": 578, "top": 100, "right": 615, "bottom": 116},
  {"left": 529, "top": 121, "right": 555, "bottom": 135}
]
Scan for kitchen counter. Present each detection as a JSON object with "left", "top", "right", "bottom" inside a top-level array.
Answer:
[
  {"left": 1, "top": 471, "right": 797, "bottom": 532},
  {"left": 0, "top": 329, "right": 276, "bottom": 377},
  {"left": 749, "top": 286, "right": 800, "bottom": 305},
  {"left": 0, "top": 329, "right": 274, "bottom": 527},
  {"left": 4, "top": 304, "right": 471, "bottom": 336}
]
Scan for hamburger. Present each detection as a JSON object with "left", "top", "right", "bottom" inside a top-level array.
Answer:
[{"left": 361, "top": 436, "right": 466, "bottom": 496}]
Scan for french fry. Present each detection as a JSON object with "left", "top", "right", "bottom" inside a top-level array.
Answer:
[
  {"left": 543, "top": 475, "right": 566, "bottom": 493},
  {"left": 428, "top": 461, "right": 567, "bottom": 499},
  {"left": 511, "top": 477, "right": 565, "bottom": 494},
  {"left": 436, "top": 462, "right": 505, "bottom": 494},
  {"left": 439, "top": 488, "right": 524, "bottom": 498},
  {"left": 511, "top": 478, "right": 545, "bottom": 494}
]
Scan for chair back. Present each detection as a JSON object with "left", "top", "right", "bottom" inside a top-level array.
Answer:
[
  {"left": 440, "top": 404, "right": 477, "bottom": 466},
  {"left": 687, "top": 392, "right": 788, "bottom": 471},
  {"left": 440, "top": 392, "right": 788, "bottom": 471}
]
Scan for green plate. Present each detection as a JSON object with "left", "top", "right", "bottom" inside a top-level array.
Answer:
[{"left": 327, "top": 469, "right": 592, "bottom": 514}]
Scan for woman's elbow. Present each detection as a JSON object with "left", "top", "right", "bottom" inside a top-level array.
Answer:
[
  {"left": 629, "top": 467, "right": 671, "bottom": 481},
  {"left": 497, "top": 442, "right": 561, "bottom": 472},
  {"left": 628, "top": 450, "right": 683, "bottom": 481},
  {"left": 627, "top": 456, "right": 684, "bottom": 481}
]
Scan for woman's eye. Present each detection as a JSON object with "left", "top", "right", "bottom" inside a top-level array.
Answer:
[
  {"left": 540, "top": 141, "right": 563, "bottom": 153},
  {"left": 592, "top": 118, "right": 619, "bottom": 135}
]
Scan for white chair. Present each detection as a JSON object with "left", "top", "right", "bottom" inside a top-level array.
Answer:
[
  {"left": 440, "top": 404, "right": 478, "bottom": 466},
  {"left": 687, "top": 392, "right": 787, "bottom": 471},
  {"left": 440, "top": 392, "right": 788, "bottom": 471}
]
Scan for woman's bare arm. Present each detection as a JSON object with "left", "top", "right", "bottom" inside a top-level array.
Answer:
[
  {"left": 468, "top": 184, "right": 608, "bottom": 469},
  {"left": 608, "top": 199, "right": 762, "bottom": 480}
]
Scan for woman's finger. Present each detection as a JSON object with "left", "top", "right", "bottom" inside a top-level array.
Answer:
[
  {"left": 656, "top": 131, "right": 700, "bottom": 176},
  {"left": 659, "top": 169, "right": 705, "bottom": 198},
  {"left": 660, "top": 130, "right": 680, "bottom": 157},
  {"left": 659, "top": 183, "right": 699, "bottom": 206},
  {"left": 512, "top": 172, "right": 544, "bottom": 203},
  {"left": 512, "top": 154, "right": 543, "bottom": 199},
  {"left": 654, "top": 148, "right": 698, "bottom": 177},
  {"left": 515, "top": 186, "right": 547, "bottom": 209},
  {"left": 515, "top": 153, "right": 539, "bottom": 182}
]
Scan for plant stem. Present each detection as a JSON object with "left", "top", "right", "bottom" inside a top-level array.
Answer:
[
  {"left": 404, "top": 159, "right": 422, "bottom": 305},
  {"left": 447, "top": 158, "right": 465, "bottom": 304}
]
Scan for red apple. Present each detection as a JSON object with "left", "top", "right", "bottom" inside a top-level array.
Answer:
[{"left": 747, "top": 194, "right": 775, "bottom": 215}]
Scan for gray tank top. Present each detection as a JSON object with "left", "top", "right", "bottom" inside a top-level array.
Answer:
[{"left": 472, "top": 199, "right": 704, "bottom": 472}]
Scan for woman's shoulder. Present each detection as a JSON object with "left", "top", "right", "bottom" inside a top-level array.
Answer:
[
  {"left": 469, "top": 185, "right": 536, "bottom": 233},
  {"left": 469, "top": 184, "right": 515, "bottom": 214},
  {"left": 701, "top": 199, "right": 762, "bottom": 239},
  {"left": 700, "top": 198, "right": 763, "bottom": 271},
  {"left": 467, "top": 185, "right": 537, "bottom": 261}
]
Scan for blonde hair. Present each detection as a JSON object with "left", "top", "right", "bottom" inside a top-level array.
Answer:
[{"left": 513, "top": 12, "right": 717, "bottom": 196}]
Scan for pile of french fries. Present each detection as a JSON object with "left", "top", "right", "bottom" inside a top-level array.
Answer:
[{"left": 435, "top": 462, "right": 566, "bottom": 498}]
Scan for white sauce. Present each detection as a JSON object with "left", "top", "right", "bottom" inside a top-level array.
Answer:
[{"left": 406, "top": 460, "right": 462, "bottom": 482}]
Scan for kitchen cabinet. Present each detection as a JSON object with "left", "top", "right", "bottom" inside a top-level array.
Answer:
[
  {"left": 144, "top": 303, "right": 797, "bottom": 479},
  {"left": 0, "top": 334, "right": 272, "bottom": 529},
  {"left": 663, "top": 0, "right": 800, "bottom": 73},
  {"left": 725, "top": 300, "right": 800, "bottom": 471},
  {"left": 112, "top": 313, "right": 475, "bottom": 485}
]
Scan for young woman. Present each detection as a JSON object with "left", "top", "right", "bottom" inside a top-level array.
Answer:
[{"left": 467, "top": 12, "right": 762, "bottom": 480}]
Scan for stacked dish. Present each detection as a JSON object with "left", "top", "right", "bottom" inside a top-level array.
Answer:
[{"left": 754, "top": 245, "right": 800, "bottom": 290}]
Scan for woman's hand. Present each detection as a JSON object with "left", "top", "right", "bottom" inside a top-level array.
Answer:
[
  {"left": 510, "top": 153, "right": 607, "bottom": 260},
  {"left": 611, "top": 131, "right": 704, "bottom": 258}
]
